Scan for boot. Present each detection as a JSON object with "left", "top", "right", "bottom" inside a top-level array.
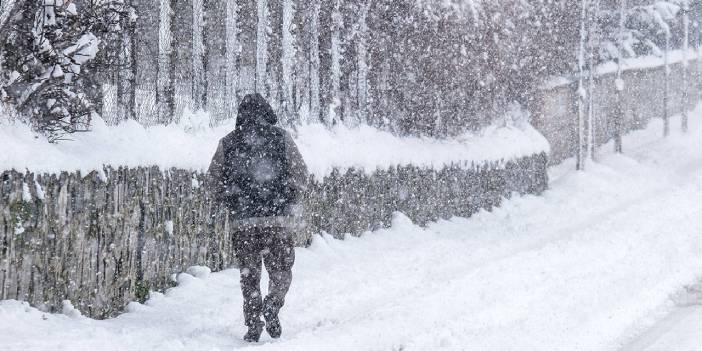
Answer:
[
  {"left": 263, "top": 306, "right": 282, "bottom": 339},
  {"left": 243, "top": 320, "right": 265, "bottom": 343}
]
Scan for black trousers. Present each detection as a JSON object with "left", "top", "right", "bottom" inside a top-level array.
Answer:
[{"left": 233, "top": 226, "right": 296, "bottom": 327}]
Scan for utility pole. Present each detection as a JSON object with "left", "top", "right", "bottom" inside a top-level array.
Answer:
[
  {"left": 577, "top": 0, "right": 588, "bottom": 171},
  {"left": 614, "top": 0, "right": 626, "bottom": 153},
  {"left": 586, "top": 0, "right": 599, "bottom": 161}
]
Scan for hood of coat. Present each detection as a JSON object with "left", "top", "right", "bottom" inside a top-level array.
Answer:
[{"left": 236, "top": 93, "right": 278, "bottom": 130}]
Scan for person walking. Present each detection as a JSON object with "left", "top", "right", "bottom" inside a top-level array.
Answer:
[{"left": 207, "top": 93, "right": 308, "bottom": 342}]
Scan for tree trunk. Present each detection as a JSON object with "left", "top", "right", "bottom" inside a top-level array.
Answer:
[
  {"left": 281, "top": 0, "right": 295, "bottom": 125},
  {"left": 256, "top": 0, "right": 269, "bottom": 97},
  {"left": 167, "top": 0, "right": 177, "bottom": 122},
  {"left": 192, "top": 0, "right": 205, "bottom": 110},
  {"left": 225, "top": 0, "right": 239, "bottom": 119},
  {"left": 328, "top": 0, "right": 342, "bottom": 126},
  {"left": 586, "top": 0, "right": 598, "bottom": 161},
  {"left": 157, "top": 0, "right": 174, "bottom": 124},
  {"left": 309, "top": 0, "right": 321, "bottom": 124},
  {"left": 681, "top": 1, "right": 689, "bottom": 133},
  {"left": 129, "top": 0, "right": 137, "bottom": 121},
  {"left": 357, "top": 2, "right": 369, "bottom": 127}
]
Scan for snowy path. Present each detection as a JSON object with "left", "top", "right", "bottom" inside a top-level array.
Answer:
[
  {"left": 2, "top": 112, "right": 702, "bottom": 350},
  {"left": 621, "top": 283, "right": 702, "bottom": 351}
]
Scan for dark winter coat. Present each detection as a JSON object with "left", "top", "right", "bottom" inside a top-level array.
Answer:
[{"left": 207, "top": 94, "right": 308, "bottom": 228}]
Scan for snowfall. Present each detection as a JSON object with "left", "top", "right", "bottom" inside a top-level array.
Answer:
[{"left": 2, "top": 108, "right": 702, "bottom": 350}]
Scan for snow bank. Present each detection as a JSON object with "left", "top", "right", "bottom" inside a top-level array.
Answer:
[
  {"left": 0, "top": 116, "right": 228, "bottom": 174},
  {"left": 296, "top": 121, "right": 549, "bottom": 178},
  {"left": 0, "top": 112, "right": 549, "bottom": 177}
]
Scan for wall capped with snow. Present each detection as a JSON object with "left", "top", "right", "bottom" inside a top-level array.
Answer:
[
  {"left": 533, "top": 51, "right": 702, "bottom": 164},
  {"left": 0, "top": 151, "right": 548, "bottom": 318}
]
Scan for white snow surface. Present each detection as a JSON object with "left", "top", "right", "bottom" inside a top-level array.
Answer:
[
  {"left": 2, "top": 107, "right": 702, "bottom": 350},
  {"left": 295, "top": 121, "right": 549, "bottom": 178},
  {"left": 622, "top": 282, "right": 702, "bottom": 351},
  {"left": 0, "top": 113, "right": 549, "bottom": 177}
]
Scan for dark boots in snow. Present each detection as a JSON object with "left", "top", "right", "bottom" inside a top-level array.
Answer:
[
  {"left": 264, "top": 303, "right": 282, "bottom": 339},
  {"left": 243, "top": 320, "right": 265, "bottom": 342}
]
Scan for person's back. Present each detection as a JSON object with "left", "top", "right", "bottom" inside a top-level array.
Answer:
[
  {"left": 208, "top": 93, "right": 308, "bottom": 342},
  {"left": 210, "top": 93, "right": 307, "bottom": 223}
]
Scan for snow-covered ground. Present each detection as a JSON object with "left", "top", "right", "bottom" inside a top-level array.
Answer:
[
  {"left": 2, "top": 108, "right": 702, "bottom": 350},
  {"left": 622, "top": 281, "right": 702, "bottom": 351}
]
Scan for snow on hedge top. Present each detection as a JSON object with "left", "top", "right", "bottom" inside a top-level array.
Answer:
[
  {"left": 0, "top": 112, "right": 549, "bottom": 178},
  {"left": 296, "top": 122, "right": 549, "bottom": 178}
]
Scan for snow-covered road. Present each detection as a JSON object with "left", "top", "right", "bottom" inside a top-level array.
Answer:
[
  {"left": 622, "top": 282, "right": 702, "bottom": 351},
  {"left": 2, "top": 111, "right": 702, "bottom": 350}
]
